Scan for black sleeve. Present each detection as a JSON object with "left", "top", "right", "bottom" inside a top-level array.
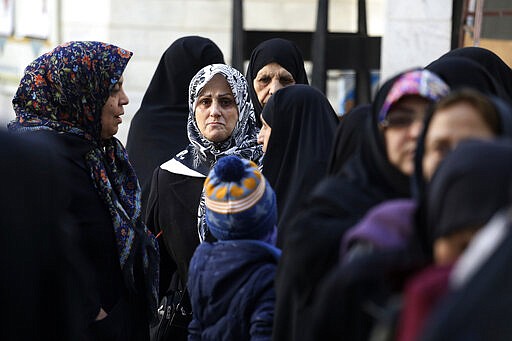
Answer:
[
  {"left": 145, "top": 167, "right": 161, "bottom": 233},
  {"left": 145, "top": 167, "right": 177, "bottom": 299}
]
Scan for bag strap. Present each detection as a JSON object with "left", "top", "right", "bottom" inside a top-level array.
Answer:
[
  {"left": 170, "top": 289, "right": 192, "bottom": 323},
  {"left": 169, "top": 272, "right": 192, "bottom": 316}
]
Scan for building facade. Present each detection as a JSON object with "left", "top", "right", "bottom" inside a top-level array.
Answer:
[{"left": 0, "top": 0, "right": 454, "bottom": 143}]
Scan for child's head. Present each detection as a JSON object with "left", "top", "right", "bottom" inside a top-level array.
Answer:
[{"left": 204, "top": 155, "right": 277, "bottom": 242}]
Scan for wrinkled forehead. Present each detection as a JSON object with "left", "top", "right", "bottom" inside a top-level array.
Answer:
[
  {"left": 251, "top": 40, "right": 301, "bottom": 78},
  {"left": 255, "top": 62, "right": 294, "bottom": 78}
]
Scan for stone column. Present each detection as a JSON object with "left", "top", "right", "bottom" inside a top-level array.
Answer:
[{"left": 380, "top": 0, "right": 452, "bottom": 81}]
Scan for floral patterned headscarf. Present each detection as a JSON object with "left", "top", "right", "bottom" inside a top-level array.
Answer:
[
  {"left": 8, "top": 41, "right": 159, "bottom": 322},
  {"left": 10, "top": 41, "right": 132, "bottom": 141}
]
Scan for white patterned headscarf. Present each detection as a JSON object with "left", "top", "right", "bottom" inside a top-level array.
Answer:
[
  {"left": 172, "top": 63, "right": 262, "bottom": 241},
  {"left": 174, "top": 63, "right": 262, "bottom": 175}
]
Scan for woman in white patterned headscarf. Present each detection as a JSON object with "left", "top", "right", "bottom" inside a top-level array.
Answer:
[
  {"left": 184, "top": 64, "right": 263, "bottom": 174},
  {"left": 145, "top": 65, "right": 262, "bottom": 332}
]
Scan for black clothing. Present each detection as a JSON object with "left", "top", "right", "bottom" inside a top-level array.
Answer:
[
  {"left": 41, "top": 130, "right": 150, "bottom": 340},
  {"left": 144, "top": 63, "right": 262, "bottom": 286},
  {"left": 260, "top": 85, "right": 338, "bottom": 247},
  {"left": 307, "top": 248, "right": 424, "bottom": 341},
  {"left": 145, "top": 165, "right": 205, "bottom": 341},
  {"left": 146, "top": 167, "right": 204, "bottom": 289},
  {"left": 426, "top": 139, "right": 512, "bottom": 241},
  {"left": 420, "top": 223, "right": 512, "bottom": 341},
  {"left": 245, "top": 38, "right": 309, "bottom": 120},
  {"left": 0, "top": 131, "right": 84, "bottom": 340},
  {"left": 426, "top": 56, "right": 511, "bottom": 102},
  {"left": 436, "top": 46, "right": 512, "bottom": 100},
  {"left": 272, "top": 71, "right": 418, "bottom": 341},
  {"left": 327, "top": 104, "right": 372, "bottom": 176},
  {"left": 126, "top": 36, "right": 224, "bottom": 215},
  {"left": 57, "top": 132, "right": 124, "bottom": 312}
]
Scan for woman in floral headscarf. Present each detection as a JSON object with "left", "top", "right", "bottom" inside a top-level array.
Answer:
[
  {"left": 9, "top": 41, "right": 159, "bottom": 340},
  {"left": 145, "top": 64, "right": 262, "bottom": 336}
]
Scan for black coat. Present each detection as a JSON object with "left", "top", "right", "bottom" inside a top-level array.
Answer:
[
  {"left": 425, "top": 56, "right": 510, "bottom": 103},
  {"left": 260, "top": 85, "right": 338, "bottom": 247},
  {"left": 145, "top": 166, "right": 204, "bottom": 291},
  {"left": 272, "top": 152, "right": 406, "bottom": 341},
  {"left": 307, "top": 248, "right": 424, "bottom": 341},
  {"left": 145, "top": 166, "right": 205, "bottom": 341},
  {"left": 0, "top": 131, "right": 84, "bottom": 340},
  {"left": 327, "top": 104, "right": 372, "bottom": 176},
  {"left": 430, "top": 46, "right": 512, "bottom": 102},
  {"left": 40, "top": 130, "right": 150, "bottom": 340}
]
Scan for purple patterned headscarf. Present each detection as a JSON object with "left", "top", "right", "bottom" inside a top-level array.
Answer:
[{"left": 378, "top": 69, "right": 450, "bottom": 123}]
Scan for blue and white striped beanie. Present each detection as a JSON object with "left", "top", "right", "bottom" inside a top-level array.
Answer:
[{"left": 204, "top": 155, "right": 277, "bottom": 240}]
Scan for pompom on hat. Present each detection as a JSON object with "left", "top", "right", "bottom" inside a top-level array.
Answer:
[{"left": 204, "top": 155, "right": 277, "bottom": 241}]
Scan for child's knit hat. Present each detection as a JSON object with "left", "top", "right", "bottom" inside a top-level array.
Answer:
[{"left": 204, "top": 155, "right": 277, "bottom": 241}]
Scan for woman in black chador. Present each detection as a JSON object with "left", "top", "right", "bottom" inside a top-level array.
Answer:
[
  {"left": 272, "top": 69, "right": 449, "bottom": 341},
  {"left": 257, "top": 84, "right": 338, "bottom": 247},
  {"left": 246, "top": 38, "right": 309, "bottom": 124}
]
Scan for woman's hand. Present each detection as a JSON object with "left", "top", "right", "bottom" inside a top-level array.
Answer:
[{"left": 95, "top": 307, "right": 108, "bottom": 321}]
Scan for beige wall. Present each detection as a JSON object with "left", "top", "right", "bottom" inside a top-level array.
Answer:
[
  {"left": 465, "top": 36, "right": 512, "bottom": 68},
  {"left": 1, "top": 0, "right": 454, "bottom": 143}
]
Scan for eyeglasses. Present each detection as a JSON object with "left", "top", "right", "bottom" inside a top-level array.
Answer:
[{"left": 380, "top": 109, "right": 425, "bottom": 129}]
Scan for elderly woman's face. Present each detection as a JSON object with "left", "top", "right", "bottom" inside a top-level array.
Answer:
[
  {"left": 253, "top": 62, "right": 295, "bottom": 107},
  {"left": 101, "top": 76, "right": 129, "bottom": 140},
  {"left": 195, "top": 74, "right": 239, "bottom": 143}
]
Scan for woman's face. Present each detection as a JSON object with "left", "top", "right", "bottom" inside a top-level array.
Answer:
[
  {"left": 382, "top": 95, "right": 430, "bottom": 176},
  {"left": 195, "top": 74, "right": 239, "bottom": 143},
  {"left": 422, "top": 101, "right": 496, "bottom": 180},
  {"left": 253, "top": 62, "right": 295, "bottom": 107},
  {"left": 101, "top": 76, "right": 129, "bottom": 140},
  {"left": 257, "top": 114, "right": 272, "bottom": 153}
]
